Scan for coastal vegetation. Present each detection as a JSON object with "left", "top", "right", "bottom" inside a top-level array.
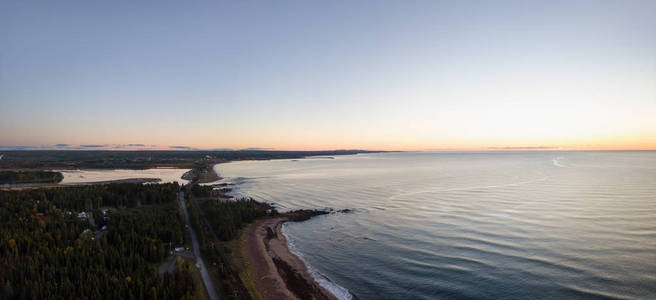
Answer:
[
  {"left": 200, "top": 198, "right": 270, "bottom": 241},
  {"left": 0, "top": 182, "right": 178, "bottom": 210},
  {"left": 185, "top": 190, "right": 257, "bottom": 299},
  {"left": 183, "top": 162, "right": 222, "bottom": 184},
  {"left": 189, "top": 184, "right": 214, "bottom": 198},
  {"left": 0, "top": 170, "right": 63, "bottom": 184},
  {"left": 0, "top": 183, "right": 205, "bottom": 299}
]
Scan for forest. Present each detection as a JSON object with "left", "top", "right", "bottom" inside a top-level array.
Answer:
[
  {"left": 0, "top": 183, "right": 202, "bottom": 299},
  {"left": 199, "top": 198, "right": 270, "bottom": 241},
  {"left": 183, "top": 188, "right": 275, "bottom": 299},
  {"left": 1, "top": 183, "right": 178, "bottom": 210},
  {"left": 0, "top": 170, "right": 63, "bottom": 184}
]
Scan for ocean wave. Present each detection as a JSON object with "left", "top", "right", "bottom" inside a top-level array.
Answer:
[
  {"left": 281, "top": 223, "right": 353, "bottom": 300},
  {"left": 387, "top": 176, "right": 549, "bottom": 201}
]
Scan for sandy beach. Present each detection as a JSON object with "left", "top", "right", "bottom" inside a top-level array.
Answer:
[{"left": 241, "top": 212, "right": 336, "bottom": 300}]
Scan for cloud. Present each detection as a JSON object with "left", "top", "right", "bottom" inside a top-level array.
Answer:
[
  {"left": 55, "top": 144, "right": 71, "bottom": 147},
  {"left": 80, "top": 144, "right": 106, "bottom": 148},
  {"left": 111, "top": 144, "right": 147, "bottom": 149},
  {"left": 169, "top": 146, "right": 196, "bottom": 150}
]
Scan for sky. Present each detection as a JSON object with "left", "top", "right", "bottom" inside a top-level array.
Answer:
[{"left": 1, "top": 0, "right": 655, "bottom": 151}]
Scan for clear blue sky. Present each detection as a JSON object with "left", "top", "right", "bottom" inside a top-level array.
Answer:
[{"left": 1, "top": 1, "right": 655, "bottom": 150}]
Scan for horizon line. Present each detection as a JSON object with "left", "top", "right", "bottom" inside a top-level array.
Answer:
[{"left": 1, "top": 146, "right": 655, "bottom": 152}]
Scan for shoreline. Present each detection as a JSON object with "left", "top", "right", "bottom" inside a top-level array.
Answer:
[{"left": 239, "top": 211, "right": 338, "bottom": 300}]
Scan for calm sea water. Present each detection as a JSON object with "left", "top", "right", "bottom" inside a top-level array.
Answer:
[{"left": 216, "top": 152, "right": 656, "bottom": 300}]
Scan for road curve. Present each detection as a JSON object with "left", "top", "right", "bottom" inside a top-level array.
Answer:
[{"left": 179, "top": 191, "right": 220, "bottom": 300}]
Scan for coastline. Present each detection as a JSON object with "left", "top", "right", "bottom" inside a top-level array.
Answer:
[{"left": 238, "top": 211, "right": 338, "bottom": 300}]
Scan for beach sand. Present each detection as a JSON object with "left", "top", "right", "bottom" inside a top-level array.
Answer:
[{"left": 242, "top": 214, "right": 336, "bottom": 300}]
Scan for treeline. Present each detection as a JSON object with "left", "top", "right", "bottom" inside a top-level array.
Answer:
[
  {"left": 200, "top": 198, "right": 270, "bottom": 241},
  {"left": 190, "top": 184, "right": 213, "bottom": 198},
  {"left": 186, "top": 196, "right": 251, "bottom": 299},
  {"left": 185, "top": 187, "right": 281, "bottom": 299},
  {"left": 0, "top": 184, "right": 200, "bottom": 299},
  {"left": 0, "top": 182, "right": 178, "bottom": 211},
  {"left": 0, "top": 170, "right": 63, "bottom": 184}
]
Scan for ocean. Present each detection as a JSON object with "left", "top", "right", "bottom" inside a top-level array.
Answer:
[{"left": 216, "top": 152, "right": 656, "bottom": 299}]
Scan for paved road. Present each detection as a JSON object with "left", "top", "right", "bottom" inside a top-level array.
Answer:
[{"left": 179, "top": 191, "right": 219, "bottom": 300}]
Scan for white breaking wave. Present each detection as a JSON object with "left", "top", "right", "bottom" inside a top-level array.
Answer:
[
  {"left": 552, "top": 156, "right": 566, "bottom": 168},
  {"left": 223, "top": 184, "right": 251, "bottom": 199},
  {"left": 281, "top": 223, "right": 353, "bottom": 300}
]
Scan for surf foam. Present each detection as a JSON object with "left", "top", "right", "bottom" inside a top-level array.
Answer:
[{"left": 281, "top": 223, "right": 353, "bottom": 300}]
